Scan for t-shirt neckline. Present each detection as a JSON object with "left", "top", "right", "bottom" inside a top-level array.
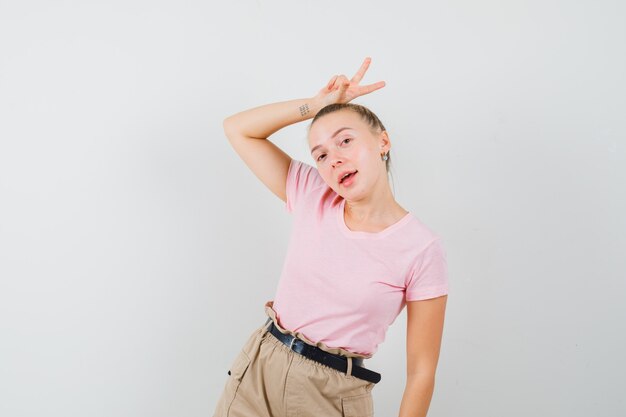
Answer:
[{"left": 337, "top": 198, "right": 413, "bottom": 239}]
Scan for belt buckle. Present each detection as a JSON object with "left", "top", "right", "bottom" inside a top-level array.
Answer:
[{"left": 288, "top": 336, "right": 298, "bottom": 350}]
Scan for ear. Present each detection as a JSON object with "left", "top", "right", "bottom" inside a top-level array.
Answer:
[{"left": 378, "top": 130, "right": 391, "bottom": 152}]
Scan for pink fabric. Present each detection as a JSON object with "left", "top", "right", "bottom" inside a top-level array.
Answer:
[{"left": 271, "top": 159, "right": 449, "bottom": 356}]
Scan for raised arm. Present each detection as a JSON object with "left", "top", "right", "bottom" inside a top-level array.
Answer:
[
  {"left": 222, "top": 57, "right": 385, "bottom": 204},
  {"left": 223, "top": 96, "right": 327, "bottom": 203}
]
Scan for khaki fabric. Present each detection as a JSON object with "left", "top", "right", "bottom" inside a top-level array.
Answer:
[{"left": 212, "top": 300, "right": 377, "bottom": 417}]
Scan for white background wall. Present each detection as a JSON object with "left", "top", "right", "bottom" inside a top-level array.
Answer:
[{"left": 1, "top": 1, "right": 624, "bottom": 416}]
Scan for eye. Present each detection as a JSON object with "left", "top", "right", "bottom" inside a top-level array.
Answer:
[{"left": 316, "top": 138, "right": 351, "bottom": 162}]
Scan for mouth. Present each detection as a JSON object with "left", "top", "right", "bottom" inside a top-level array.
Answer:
[{"left": 339, "top": 170, "right": 358, "bottom": 184}]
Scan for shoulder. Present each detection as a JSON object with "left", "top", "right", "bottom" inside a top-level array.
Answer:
[
  {"left": 401, "top": 214, "right": 444, "bottom": 254},
  {"left": 288, "top": 159, "right": 324, "bottom": 186},
  {"left": 285, "top": 159, "right": 329, "bottom": 213}
]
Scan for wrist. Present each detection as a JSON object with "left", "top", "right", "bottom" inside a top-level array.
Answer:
[{"left": 305, "top": 95, "right": 326, "bottom": 117}]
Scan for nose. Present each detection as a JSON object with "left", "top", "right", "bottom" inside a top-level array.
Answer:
[{"left": 329, "top": 152, "right": 343, "bottom": 168}]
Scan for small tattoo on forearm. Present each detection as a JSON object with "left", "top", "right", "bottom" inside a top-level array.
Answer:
[{"left": 299, "top": 103, "right": 310, "bottom": 116}]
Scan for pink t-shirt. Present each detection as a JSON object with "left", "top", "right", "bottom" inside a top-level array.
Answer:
[{"left": 271, "top": 159, "right": 449, "bottom": 356}]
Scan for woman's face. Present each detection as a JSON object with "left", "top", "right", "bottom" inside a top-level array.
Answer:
[{"left": 308, "top": 110, "right": 389, "bottom": 198}]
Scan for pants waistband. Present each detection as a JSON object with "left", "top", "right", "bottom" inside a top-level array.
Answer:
[{"left": 263, "top": 317, "right": 381, "bottom": 384}]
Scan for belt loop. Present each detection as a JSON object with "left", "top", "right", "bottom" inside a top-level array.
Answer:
[
  {"left": 346, "top": 356, "right": 353, "bottom": 376},
  {"left": 262, "top": 317, "right": 272, "bottom": 334}
]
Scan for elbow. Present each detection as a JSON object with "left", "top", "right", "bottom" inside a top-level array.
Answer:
[
  {"left": 223, "top": 116, "right": 239, "bottom": 138},
  {"left": 406, "top": 373, "right": 436, "bottom": 391},
  {"left": 223, "top": 116, "right": 233, "bottom": 132},
  {"left": 407, "top": 369, "right": 436, "bottom": 383}
]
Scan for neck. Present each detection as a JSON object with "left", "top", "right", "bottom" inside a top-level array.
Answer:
[{"left": 344, "top": 184, "right": 399, "bottom": 222}]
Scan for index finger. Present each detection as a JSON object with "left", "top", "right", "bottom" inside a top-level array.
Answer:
[
  {"left": 356, "top": 80, "right": 386, "bottom": 96},
  {"left": 350, "top": 57, "right": 372, "bottom": 84}
]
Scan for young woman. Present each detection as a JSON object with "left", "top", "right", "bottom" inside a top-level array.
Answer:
[{"left": 214, "top": 57, "right": 449, "bottom": 417}]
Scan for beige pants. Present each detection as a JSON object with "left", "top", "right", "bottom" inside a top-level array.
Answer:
[{"left": 212, "top": 300, "right": 377, "bottom": 417}]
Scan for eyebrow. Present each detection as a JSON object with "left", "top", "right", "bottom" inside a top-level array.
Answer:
[{"left": 310, "top": 127, "right": 353, "bottom": 155}]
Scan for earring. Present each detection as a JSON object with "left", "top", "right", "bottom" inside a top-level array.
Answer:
[{"left": 381, "top": 152, "right": 388, "bottom": 161}]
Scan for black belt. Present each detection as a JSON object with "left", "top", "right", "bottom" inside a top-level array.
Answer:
[{"left": 266, "top": 320, "right": 381, "bottom": 384}]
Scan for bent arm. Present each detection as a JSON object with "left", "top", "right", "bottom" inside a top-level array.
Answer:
[
  {"left": 221, "top": 58, "right": 383, "bottom": 204},
  {"left": 222, "top": 96, "right": 325, "bottom": 204}
]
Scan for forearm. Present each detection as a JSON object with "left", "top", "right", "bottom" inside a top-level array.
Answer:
[
  {"left": 398, "top": 374, "right": 436, "bottom": 417},
  {"left": 223, "top": 96, "right": 325, "bottom": 139}
]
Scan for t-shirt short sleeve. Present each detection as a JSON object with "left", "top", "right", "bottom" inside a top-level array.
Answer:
[
  {"left": 405, "top": 237, "right": 449, "bottom": 301},
  {"left": 285, "top": 159, "right": 323, "bottom": 213}
]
